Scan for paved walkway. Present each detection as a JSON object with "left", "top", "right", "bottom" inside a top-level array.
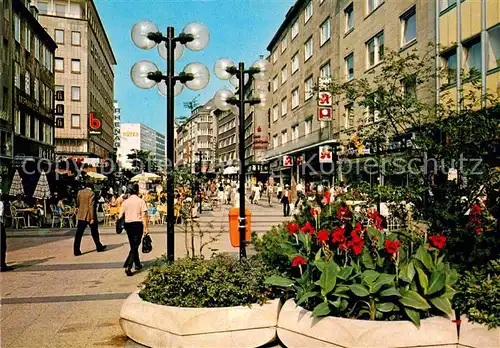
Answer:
[{"left": 0, "top": 201, "right": 288, "bottom": 348}]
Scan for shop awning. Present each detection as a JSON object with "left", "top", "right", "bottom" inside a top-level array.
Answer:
[{"left": 223, "top": 166, "right": 239, "bottom": 175}]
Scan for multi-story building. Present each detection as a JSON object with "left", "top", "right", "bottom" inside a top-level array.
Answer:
[
  {"left": 33, "top": 0, "right": 116, "bottom": 160},
  {"left": 117, "top": 123, "right": 165, "bottom": 170},
  {"left": 215, "top": 108, "right": 237, "bottom": 175},
  {"left": 264, "top": 0, "right": 436, "bottom": 185},
  {"left": 1, "top": 0, "right": 56, "bottom": 193},
  {"left": 113, "top": 100, "right": 120, "bottom": 151},
  {"left": 176, "top": 99, "right": 217, "bottom": 174}
]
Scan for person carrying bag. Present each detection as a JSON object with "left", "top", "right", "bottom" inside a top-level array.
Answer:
[{"left": 118, "top": 184, "right": 149, "bottom": 276}]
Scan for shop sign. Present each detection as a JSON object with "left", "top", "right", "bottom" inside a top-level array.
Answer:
[
  {"left": 283, "top": 155, "right": 293, "bottom": 167},
  {"left": 88, "top": 112, "right": 102, "bottom": 136},
  {"left": 55, "top": 104, "right": 64, "bottom": 115},
  {"left": 318, "top": 107, "right": 332, "bottom": 121},
  {"left": 55, "top": 115, "right": 64, "bottom": 128},
  {"left": 39, "top": 147, "right": 55, "bottom": 161},
  {"left": 318, "top": 91, "right": 332, "bottom": 107},
  {"left": 319, "top": 145, "right": 333, "bottom": 163},
  {"left": 55, "top": 91, "right": 64, "bottom": 101}
]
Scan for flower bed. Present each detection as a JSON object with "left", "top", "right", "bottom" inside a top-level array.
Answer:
[{"left": 120, "top": 291, "right": 281, "bottom": 348}]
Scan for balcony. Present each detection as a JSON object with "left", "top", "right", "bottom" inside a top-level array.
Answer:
[{"left": 265, "top": 127, "right": 337, "bottom": 159}]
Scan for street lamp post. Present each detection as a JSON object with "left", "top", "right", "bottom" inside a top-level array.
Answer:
[
  {"left": 213, "top": 58, "right": 270, "bottom": 259},
  {"left": 130, "top": 20, "right": 210, "bottom": 261},
  {"left": 195, "top": 150, "right": 203, "bottom": 214}
]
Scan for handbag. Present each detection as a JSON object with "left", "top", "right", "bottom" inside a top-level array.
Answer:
[
  {"left": 116, "top": 215, "right": 125, "bottom": 234},
  {"left": 142, "top": 234, "right": 153, "bottom": 253}
]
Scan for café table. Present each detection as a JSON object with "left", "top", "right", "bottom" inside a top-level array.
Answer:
[{"left": 16, "top": 208, "right": 37, "bottom": 228}]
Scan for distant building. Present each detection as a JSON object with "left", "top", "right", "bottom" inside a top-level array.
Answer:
[
  {"left": 117, "top": 123, "right": 165, "bottom": 170},
  {"left": 33, "top": 0, "right": 117, "bottom": 161}
]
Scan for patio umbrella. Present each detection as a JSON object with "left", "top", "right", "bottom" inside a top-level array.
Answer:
[
  {"left": 9, "top": 170, "right": 24, "bottom": 197},
  {"left": 33, "top": 171, "right": 51, "bottom": 216},
  {"left": 85, "top": 172, "right": 107, "bottom": 180},
  {"left": 130, "top": 172, "right": 161, "bottom": 182}
]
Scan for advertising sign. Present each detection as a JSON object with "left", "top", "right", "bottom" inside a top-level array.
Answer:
[
  {"left": 283, "top": 155, "right": 293, "bottom": 167},
  {"left": 88, "top": 112, "right": 102, "bottom": 136},
  {"left": 318, "top": 91, "right": 332, "bottom": 106},
  {"left": 318, "top": 107, "right": 332, "bottom": 121},
  {"left": 319, "top": 145, "right": 333, "bottom": 163}
]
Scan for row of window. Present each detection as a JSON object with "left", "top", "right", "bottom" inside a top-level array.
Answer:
[
  {"left": 54, "top": 85, "right": 81, "bottom": 101},
  {"left": 14, "top": 109, "right": 54, "bottom": 145},
  {"left": 55, "top": 57, "right": 81, "bottom": 73},
  {"left": 53, "top": 29, "right": 81, "bottom": 46},
  {"left": 272, "top": 119, "right": 313, "bottom": 149},
  {"left": 272, "top": 77, "right": 314, "bottom": 122},
  {"left": 89, "top": 66, "right": 113, "bottom": 108},
  {"left": 35, "top": 1, "right": 83, "bottom": 19},
  {"left": 218, "top": 135, "right": 236, "bottom": 148},
  {"left": 218, "top": 151, "right": 236, "bottom": 163},
  {"left": 14, "top": 63, "right": 54, "bottom": 109},
  {"left": 218, "top": 119, "right": 236, "bottom": 134}
]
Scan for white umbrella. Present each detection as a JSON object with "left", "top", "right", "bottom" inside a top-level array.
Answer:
[
  {"left": 33, "top": 171, "right": 51, "bottom": 216},
  {"left": 85, "top": 172, "right": 107, "bottom": 180},
  {"left": 130, "top": 172, "right": 161, "bottom": 182},
  {"left": 9, "top": 170, "right": 24, "bottom": 196}
]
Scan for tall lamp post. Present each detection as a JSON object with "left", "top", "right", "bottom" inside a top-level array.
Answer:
[
  {"left": 195, "top": 150, "right": 203, "bottom": 214},
  {"left": 212, "top": 58, "right": 270, "bottom": 259},
  {"left": 130, "top": 20, "right": 210, "bottom": 261}
]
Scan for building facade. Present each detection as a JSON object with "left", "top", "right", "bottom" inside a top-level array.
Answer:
[
  {"left": 264, "top": 0, "right": 436, "bottom": 185},
  {"left": 117, "top": 123, "right": 165, "bottom": 170},
  {"left": 33, "top": 0, "right": 116, "bottom": 161},
  {"left": 176, "top": 99, "right": 217, "bottom": 174},
  {"left": 0, "top": 0, "right": 56, "bottom": 193}
]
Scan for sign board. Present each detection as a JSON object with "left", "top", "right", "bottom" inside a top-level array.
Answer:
[
  {"left": 318, "top": 107, "right": 332, "bottom": 121},
  {"left": 283, "top": 155, "right": 293, "bottom": 167},
  {"left": 88, "top": 112, "right": 102, "bottom": 136},
  {"left": 55, "top": 91, "right": 64, "bottom": 101},
  {"left": 318, "top": 91, "right": 332, "bottom": 106},
  {"left": 318, "top": 77, "right": 331, "bottom": 90},
  {"left": 319, "top": 145, "right": 333, "bottom": 163},
  {"left": 55, "top": 115, "right": 64, "bottom": 128},
  {"left": 55, "top": 104, "right": 64, "bottom": 115}
]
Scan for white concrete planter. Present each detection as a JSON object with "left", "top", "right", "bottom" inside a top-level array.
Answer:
[
  {"left": 277, "top": 299, "right": 458, "bottom": 348},
  {"left": 458, "top": 315, "right": 500, "bottom": 348},
  {"left": 119, "top": 291, "right": 281, "bottom": 348}
]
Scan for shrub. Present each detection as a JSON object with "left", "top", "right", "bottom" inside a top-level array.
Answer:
[
  {"left": 454, "top": 259, "right": 500, "bottom": 329},
  {"left": 251, "top": 225, "right": 290, "bottom": 274},
  {"left": 139, "top": 254, "right": 279, "bottom": 308}
]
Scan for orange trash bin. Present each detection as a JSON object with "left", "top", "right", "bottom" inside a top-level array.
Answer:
[{"left": 228, "top": 207, "right": 251, "bottom": 247}]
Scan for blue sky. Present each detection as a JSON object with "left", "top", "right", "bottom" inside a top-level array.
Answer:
[{"left": 95, "top": 0, "right": 295, "bottom": 133}]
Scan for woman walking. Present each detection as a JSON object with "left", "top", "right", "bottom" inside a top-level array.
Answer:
[{"left": 119, "top": 184, "right": 149, "bottom": 276}]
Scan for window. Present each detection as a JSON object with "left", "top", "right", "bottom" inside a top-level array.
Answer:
[
  {"left": 34, "top": 118, "right": 39, "bottom": 140},
  {"left": 272, "top": 50, "right": 278, "bottom": 64},
  {"left": 71, "top": 59, "right": 81, "bottom": 73},
  {"left": 55, "top": 57, "right": 64, "bottom": 72},
  {"left": 305, "top": 77, "right": 313, "bottom": 100},
  {"left": 281, "top": 98, "right": 287, "bottom": 116},
  {"left": 464, "top": 37, "right": 482, "bottom": 75},
  {"left": 55, "top": 29, "right": 64, "bottom": 44},
  {"left": 25, "top": 72, "right": 30, "bottom": 96},
  {"left": 344, "top": 103, "right": 353, "bottom": 129},
  {"left": 71, "top": 31, "right": 81, "bottom": 46},
  {"left": 304, "top": 1, "right": 313, "bottom": 23},
  {"left": 305, "top": 119, "right": 312, "bottom": 135},
  {"left": 292, "top": 88, "right": 299, "bottom": 109},
  {"left": 272, "top": 75, "right": 279, "bottom": 92},
  {"left": 25, "top": 27, "right": 31, "bottom": 52},
  {"left": 281, "top": 65, "right": 288, "bottom": 84},
  {"left": 281, "top": 130, "right": 288, "bottom": 145},
  {"left": 291, "top": 20, "right": 299, "bottom": 40},
  {"left": 14, "top": 63, "right": 20, "bottom": 88},
  {"left": 366, "top": 31, "right": 384, "bottom": 68},
  {"left": 71, "top": 86, "right": 80, "bottom": 101},
  {"left": 345, "top": 3, "right": 354, "bottom": 32},
  {"left": 71, "top": 114, "right": 80, "bottom": 128},
  {"left": 320, "top": 62, "right": 331, "bottom": 79},
  {"left": 273, "top": 134, "right": 278, "bottom": 148},
  {"left": 14, "top": 14, "right": 20, "bottom": 42},
  {"left": 345, "top": 54, "right": 354, "bottom": 80},
  {"left": 488, "top": 25, "right": 500, "bottom": 69},
  {"left": 25, "top": 114, "right": 31, "bottom": 137},
  {"left": 55, "top": 3, "right": 66, "bottom": 15},
  {"left": 272, "top": 104, "right": 279, "bottom": 122},
  {"left": 34, "top": 78, "right": 39, "bottom": 102},
  {"left": 305, "top": 37, "right": 313, "bottom": 61},
  {"left": 442, "top": 49, "right": 457, "bottom": 84},
  {"left": 15, "top": 110, "right": 21, "bottom": 133},
  {"left": 291, "top": 53, "right": 299, "bottom": 73},
  {"left": 0, "top": 129, "right": 13, "bottom": 157},
  {"left": 439, "top": 0, "right": 457, "bottom": 12},
  {"left": 34, "top": 36, "right": 40, "bottom": 60},
  {"left": 401, "top": 7, "right": 416, "bottom": 46},
  {"left": 402, "top": 76, "right": 417, "bottom": 100},
  {"left": 367, "top": 0, "right": 383, "bottom": 14},
  {"left": 281, "top": 35, "right": 288, "bottom": 53},
  {"left": 292, "top": 125, "right": 299, "bottom": 141},
  {"left": 320, "top": 18, "right": 331, "bottom": 46},
  {"left": 365, "top": 96, "right": 381, "bottom": 123},
  {"left": 37, "top": 1, "right": 49, "bottom": 13}
]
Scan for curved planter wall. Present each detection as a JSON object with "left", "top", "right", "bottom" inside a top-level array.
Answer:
[
  {"left": 459, "top": 315, "right": 500, "bottom": 348},
  {"left": 119, "top": 291, "right": 281, "bottom": 348},
  {"left": 277, "top": 299, "right": 458, "bottom": 348}
]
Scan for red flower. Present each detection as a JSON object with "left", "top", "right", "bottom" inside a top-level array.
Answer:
[
  {"left": 323, "top": 191, "right": 331, "bottom": 204},
  {"left": 332, "top": 226, "right": 346, "bottom": 243},
  {"left": 474, "top": 226, "right": 483, "bottom": 235},
  {"left": 368, "top": 209, "right": 384, "bottom": 230},
  {"left": 353, "top": 222, "right": 363, "bottom": 234},
  {"left": 338, "top": 241, "right": 349, "bottom": 251},
  {"left": 310, "top": 208, "right": 318, "bottom": 217},
  {"left": 291, "top": 256, "right": 307, "bottom": 267},
  {"left": 337, "top": 205, "right": 351, "bottom": 221},
  {"left": 429, "top": 235, "right": 447, "bottom": 249},
  {"left": 348, "top": 237, "right": 365, "bottom": 255},
  {"left": 300, "top": 221, "right": 315, "bottom": 235},
  {"left": 385, "top": 240, "right": 401, "bottom": 254},
  {"left": 316, "top": 229, "right": 329, "bottom": 242},
  {"left": 470, "top": 204, "right": 482, "bottom": 216},
  {"left": 286, "top": 222, "right": 299, "bottom": 235}
]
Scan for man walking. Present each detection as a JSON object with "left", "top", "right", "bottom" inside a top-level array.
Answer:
[
  {"left": 74, "top": 183, "right": 106, "bottom": 256},
  {"left": 1, "top": 189, "right": 13, "bottom": 272},
  {"left": 281, "top": 184, "right": 290, "bottom": 217}
]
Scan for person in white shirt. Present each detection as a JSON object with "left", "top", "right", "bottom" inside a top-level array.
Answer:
[{"left": 0, "top": 189, "right": 12, "bottom": 272}]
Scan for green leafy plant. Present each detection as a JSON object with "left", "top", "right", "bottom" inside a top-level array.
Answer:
[
  {"left": 454, "top": 259, "right": 500, "bottom": 329},
  {"left": 263, "top": 201, "right": 457, "bottom": 325},
  {"left": 140, "top": 254, "right": 280, "bottom": 308}
]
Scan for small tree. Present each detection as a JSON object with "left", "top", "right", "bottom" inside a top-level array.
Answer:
[{"left": 127, "top": 149, "right": 159, "bottom": 174}]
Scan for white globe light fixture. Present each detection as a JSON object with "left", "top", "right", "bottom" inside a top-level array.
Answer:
[
  {"left": 158, "top": 41, "right": 184, "bottom": 61},
  {"left": 157, "top": 73, "right": 184, "bottom": 96},
  {"left": 183, "top": 62, "right": 210, "bottom": 91},
  {"left": 214, "top": 58, "right": 235, "bottom": 80},
  {"left": 130, "top": 60, "right": 158, "bottom": 89},
  {"left": 131, "top": 20, "right": 159, "bottom": 49},
  {"left": 251, "top": 58, "right": 271, "bottom": 81},
  {"left": 182, "top": 22, "right": 210, "bottom": 51},
  {"left": 213, "top": 89, "right": 234, "bottom": 111}
]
